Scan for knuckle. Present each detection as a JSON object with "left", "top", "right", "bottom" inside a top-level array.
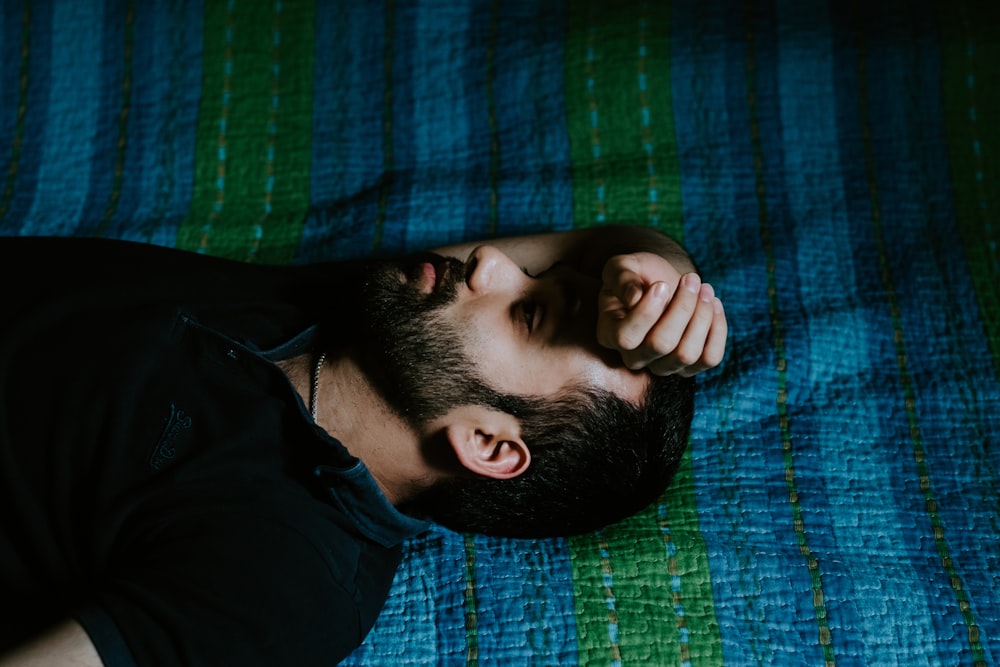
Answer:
[
  {"left": 650, "top": 328, "right": 682, "bottom": 356},
  {"left": 702, "top": 346, "right": 725, "bottom": 368},
  {"left": 624, "top": 355, "right": 647, "bottom": 371},
  {"left": 673, "top": 345, "right": 701, "bottom": 367}
]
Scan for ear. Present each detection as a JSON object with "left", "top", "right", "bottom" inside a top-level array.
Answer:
[{"left": 442, "top": 406, "right": 530, "bottom": 480}]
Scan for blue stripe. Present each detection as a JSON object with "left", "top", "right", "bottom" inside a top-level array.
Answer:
[
  {"left": 22, "top": 0, "right": 105, "bottom": 236},
  {"left": 0, "top": 0, "right": 27, "bottom": 227},
  {"left": 672, "top": 1, "right": 779, "bottom": 661},
  {"left": 380, "top": 0, "right": 484, "bottom": 254},
  {"left": 675, "top": 0, "right": 842, "bottom": 662},
  {"left": 473, "top": 535, "right": 579, "bottom": 664},
  {"left": 774, "top": 1, "right": 941, "bottom": 662},
  {"left": 0, "top": 1, "right": 22, "bottom": 167},
  {"left": 849, "top": 0, "right": 1000, "bottom": 659},
  {"left": 300, "top": 0, "right": 385, "bottom": 262},
  {"left": 830, "top": 1, "right": 997, "bottom": 662},
  {"left": 454, "top": 0, "right": 495, "bottom": 245},
  {"left": 738, "top": 5, "right": 839, "bottom": 661},
  {"left": 0, "top": 0, "right": 52, "bottom": 233},
  {"left": 344, "top": 527, "right": 469, "bottom": 664},
  {"left": 76, "top": 0, "right": 128, "bottom": 237},
  {"left": 493, "top": 0, "right": 573, "bottom": 237},
  {"left": 109, "top": 0, "right": 202, "bottom": 246}
]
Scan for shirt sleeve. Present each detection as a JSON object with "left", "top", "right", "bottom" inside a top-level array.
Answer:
[{"left": 78, "top": 513, "right": 368, "bottom": 667}]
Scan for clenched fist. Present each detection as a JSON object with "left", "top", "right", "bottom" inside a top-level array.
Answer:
[{"left": 597, "top": 252, "right": 727, "bottom": 377}]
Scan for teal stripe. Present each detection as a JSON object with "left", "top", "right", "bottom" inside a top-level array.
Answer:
[{"left": 484, "top": 0, "right": 499, "bottom": 240}]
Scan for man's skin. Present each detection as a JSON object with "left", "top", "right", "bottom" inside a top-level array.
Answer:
[{"left": 0, "top": 225, "right": 726, "bottom": 666}]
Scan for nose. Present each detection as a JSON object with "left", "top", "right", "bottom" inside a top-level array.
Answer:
[{"left": 466, "top": 245, "right": 529, "bottom": 294}]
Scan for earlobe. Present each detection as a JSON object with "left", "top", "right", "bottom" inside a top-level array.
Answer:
[{"left": 444, "top": 408, "right": 531, "bottom": 480}]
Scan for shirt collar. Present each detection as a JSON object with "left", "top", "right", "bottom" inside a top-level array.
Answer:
[
  {"left": 314, "top": 460, "right": 430, "bottom": 548},
  {"left": 267, "top": 325, "right": 432, "bottom": 546}
]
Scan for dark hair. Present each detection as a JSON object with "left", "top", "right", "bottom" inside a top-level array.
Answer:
[{"left": 405, "top": 372, "right": 695, "bottom": 538}]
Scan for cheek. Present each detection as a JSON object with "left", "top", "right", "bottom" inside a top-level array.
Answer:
[
  {"left": 461, "top": 328, "right": 569, "bottom": 397},
  {"left": 579, "top": 356, "right": 649, "bottom": 405}
]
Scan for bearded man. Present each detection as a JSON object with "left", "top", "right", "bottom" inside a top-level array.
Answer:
[{"left": 0, "top": 225, "right": 726, "bottom": 667}]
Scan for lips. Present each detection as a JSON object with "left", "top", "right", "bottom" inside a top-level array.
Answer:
[
  {"left": 421, "top": 261, "right": 437, "bottom": 293},
  {"left": 409, "top": 255, "right": 464, "bottom": 296},
  {"left": 419, "top": 259, "right": 453, "bottom": 294}
]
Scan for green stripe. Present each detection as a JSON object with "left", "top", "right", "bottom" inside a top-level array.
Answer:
[
  {"left": 570, "top": 453, "right": 717, "bottom": 666},
  {"left": 177, "top": 0, "right": 314, "bottom": 263},
  {"left": 658, "top": 450, "right": 722, "bottom": 664},
  {"left": 566, "top": 0, "right": 720, "bottom": 663},
  {"left": 937, "top": 0, "right": 1000, "bottom": 382},
  {"left": 569, "top": 529, "right": 626, "bottom": 666},
  {"left": 566, "top": 0, "right": 684, "bottom": 233},
  {"left": 638, "top": 0, "right": 684, "bottom": 236}
]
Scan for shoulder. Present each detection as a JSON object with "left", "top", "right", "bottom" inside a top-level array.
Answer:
[{"left": 99, "top": 507, "right": 401, "bottom": 666}]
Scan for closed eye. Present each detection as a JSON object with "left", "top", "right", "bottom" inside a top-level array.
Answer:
[{"left": 521, "top": 301, "right": 537, "bottom": 333}]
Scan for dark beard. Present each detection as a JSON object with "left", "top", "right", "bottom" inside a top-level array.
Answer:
[{"left": 353, "top": 252, "right": 497, "bottom": 428}]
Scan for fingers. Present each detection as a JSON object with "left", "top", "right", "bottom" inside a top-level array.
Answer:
[
  {"left": 618, "top": 273, "right": 704, "bottom": 370},
  {"left": 597, "top": 252, "right": 728, "bottom": 377},
  {"left": 649, "top": 287, "right": 727, "bottom": 377},
  {"left": 597, "top": 282, "right": 673, "bottom": 352},
  {"left": 607, "top": 273, "right": 728, "bottom": 376}
]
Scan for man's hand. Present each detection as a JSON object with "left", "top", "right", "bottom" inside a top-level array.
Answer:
[{"left": 597, "top": 252, "right": 727, "bottom": 377}]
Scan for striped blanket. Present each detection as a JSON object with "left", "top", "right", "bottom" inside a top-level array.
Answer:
[{"left": 1, "top": 0, "right": 997, "bottom": 664}]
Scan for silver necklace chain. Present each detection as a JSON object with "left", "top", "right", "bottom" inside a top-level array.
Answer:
[{"left": 310, "top": 351, "right": 327, "bottom": 420}]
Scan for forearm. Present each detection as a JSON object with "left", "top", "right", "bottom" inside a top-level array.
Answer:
[
  {"left": 570, "top": 225, "right": 696, "bottom": 277},
  {"left": 0, "top": 621, "right": 103, "bottom": 667},
  {"left": 433, "top": 224, "right": 695, "bottom": 278}
]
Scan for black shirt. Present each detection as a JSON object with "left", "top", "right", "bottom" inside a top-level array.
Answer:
[{"left": 0, "top": 238, "right": 428, "bottom": 666}]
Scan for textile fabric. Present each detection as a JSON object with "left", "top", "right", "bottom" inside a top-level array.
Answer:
[{"left": 0, "top": 0, "right": 996, "bottom": 664}]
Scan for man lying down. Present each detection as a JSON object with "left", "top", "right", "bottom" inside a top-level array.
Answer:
[{"left": 0, "top": 224, "right": 726, "bottom": 666}]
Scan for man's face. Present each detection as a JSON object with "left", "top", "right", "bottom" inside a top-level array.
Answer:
[{"left": 356, "top": 246, "right": 649, "bottom": 428}]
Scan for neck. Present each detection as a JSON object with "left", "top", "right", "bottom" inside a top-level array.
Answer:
[{"left": 287, "top": 350, "right": 432, "bottom": 506}]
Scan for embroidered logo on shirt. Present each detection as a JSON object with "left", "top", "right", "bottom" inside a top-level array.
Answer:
[{"left": 149, "top": 402, "right": 192, "bottom": 470}]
